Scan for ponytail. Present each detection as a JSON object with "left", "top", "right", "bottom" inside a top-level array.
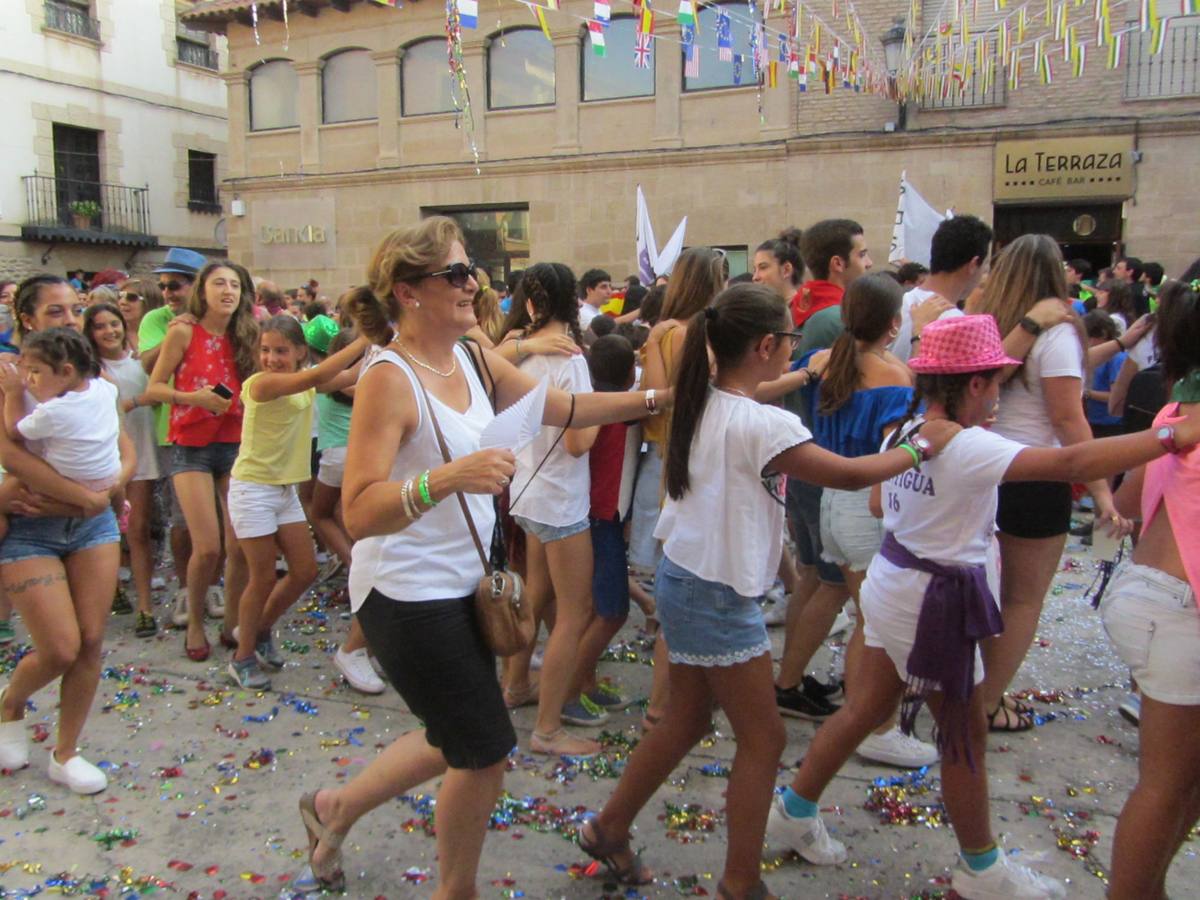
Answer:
[
  {"left": 343, "top": 285, "right": 394, "bottom": 346},
  {"left": 665, "top": 308, "right": 715, "bottom": 499},
  {"left": 818, "top": 271, "right": 904, "bottom": 413},
  {"left": 818, "top": 331, "right": 859, "bottom": 413}
]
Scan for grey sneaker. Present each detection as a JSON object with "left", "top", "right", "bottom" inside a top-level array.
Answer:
[
  {"left": 585, "top": 684, "right": 629, "bottom": 710},
  {"left": 227, "top": 657, "right": 271, "bottom": 691},
  {"left": 256, "top": 635, "right": 284, "bottom": 671},
  {"left": 561, "top": 695, "right": 610, "bottom": 727}
]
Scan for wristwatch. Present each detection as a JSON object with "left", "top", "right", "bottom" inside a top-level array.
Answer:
[
  {"left": 910, "top": 434, "right": 934, "bottom": 462},
  {"left": 1019, "top": 316, "right": 1043, "bottom": 336},
  {"left": 1157, "top": 424, "right": 1180, "bottom": 454}
]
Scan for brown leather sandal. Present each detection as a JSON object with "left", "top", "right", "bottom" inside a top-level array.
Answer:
[
  {"left": 299, "top": 791, "right": 346, "bottom": 892},
  {"left": 578, "top": 817, "right": 653, "bottom": 885}
]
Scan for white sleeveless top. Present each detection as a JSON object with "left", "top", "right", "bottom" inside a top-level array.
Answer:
[{"left": 349, "top": 343, "right": 496, "bottom": 609}]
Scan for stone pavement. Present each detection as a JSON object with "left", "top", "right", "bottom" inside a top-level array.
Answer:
[{"left": 0, "top": 534, "right": 1196, "bottom": 900}]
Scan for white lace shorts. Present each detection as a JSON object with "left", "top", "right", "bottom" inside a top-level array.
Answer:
[{"left": 655, "top": 555, "right": 771, "bottom": 667}]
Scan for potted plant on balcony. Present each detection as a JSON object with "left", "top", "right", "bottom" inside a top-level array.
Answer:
[{"left": 69, "top": 200, "right": 101, "bottom": 230}]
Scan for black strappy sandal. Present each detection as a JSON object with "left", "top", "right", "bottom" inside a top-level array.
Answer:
[
  {"left": 578, "top": 817, "right": 653, "bottom": 885},
  {"left": 988, "top": 703, "right": 1034, "bottom": 733}
]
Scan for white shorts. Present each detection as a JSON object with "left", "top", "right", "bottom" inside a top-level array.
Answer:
[
  {"left": 316, "top": 446, "right": 346, "bottom": 488},
  {"left": 1102, "top": 562, "right": 1200, "bottom": 706},
  {"left": 228, "top": 477, "right": 307, "bottom": 540},
  {"left": 860, "top": 556, "right": 985, "bottom": 685},
  {"left": 820, "top": 486, "right": 883, "bottom": 572}
]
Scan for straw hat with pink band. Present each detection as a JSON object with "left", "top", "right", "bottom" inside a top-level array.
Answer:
[{"left": 908, "top": 314, "right": 1022, "bottom": 375}]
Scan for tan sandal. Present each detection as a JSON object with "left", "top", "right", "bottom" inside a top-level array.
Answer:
[
  {"left": 298, "top": 791, "right": 346, "bottom": 891},
  {"left": 503, "top": 679, "right": 539, "bottom": 710},
  {"left": 531, "top": 728, "right": 601, "bottom": 757}
]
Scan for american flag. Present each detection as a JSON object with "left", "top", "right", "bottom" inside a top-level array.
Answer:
[
  {"left": 634, "top": 31, "right": 653, "bottom": 68},
  {"left": 717, "top": 9, "right": 733, "bottom": 61}
]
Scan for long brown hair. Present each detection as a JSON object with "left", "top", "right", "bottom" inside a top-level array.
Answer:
[
  {"left": 187, "top": 260, "right": 260, "bottom": 380},
  {"left": 353, "top": 216, "right": 464, "bottom": 346},
  {"left": 660, "top": 247, "right": 727, "bottom": 322},
  {"left": 819, "top": 272, "right": 903, "bottom": 413},
  {"left": 472, "top": 267, "right": 504, "bottom": 343},
  {"left": 665, "top": 283, "right": 788, "bottom": 499}
]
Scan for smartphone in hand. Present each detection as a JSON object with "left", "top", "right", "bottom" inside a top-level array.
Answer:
[{"left": 211, "top": 383, "right": 234, "bottom": 400}]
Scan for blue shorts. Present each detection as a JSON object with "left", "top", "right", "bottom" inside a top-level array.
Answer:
[
  {"left": 655, "top": 555, "right": 771, "bottom": 668},
  {"left": 590, "top": 517, "right": 630, "bottom": 620},
  {"left": 785, "top": 477, "right": 845, "bottom": 585},
  {"left": 0, "top": 509, "right": 120, "bottom": 564},
  {"left": 172, "top": 442, "right": 240, "bottom": 477},
  {"left": 512, "top": 514, "right": 589, "bottom": 544}
]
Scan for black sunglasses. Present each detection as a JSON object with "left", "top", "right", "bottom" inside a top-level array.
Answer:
[
  {"left": 158, "top": 280, "right": 187, "bottom": 293},
  {"left": 414, "top": 262, "right": 476, "bottom": 290},
  {"left": 772, "top": 330, "right": 802, "bottom": 349}
]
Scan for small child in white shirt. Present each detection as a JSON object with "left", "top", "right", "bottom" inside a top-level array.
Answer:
[{"left": 0, "top": 328, "right": 124, "bottom": 539}]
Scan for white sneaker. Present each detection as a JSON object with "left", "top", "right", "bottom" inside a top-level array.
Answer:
[
  {"left": 171, "top": 589, "right": 189, "bottom": 628},
  {"left": 765, "top": 794, "right": 847, "bottom": 865},
  {"left": 335, "top": 648, "right": 385, "bottom": 694},
  {"left": 827, "top": 609, "right": 853, "bottom": 638},
  {"left": 951, "top": 853, "right": 1066, "bottom": 899},
  {"left": 205, "top": 586, "right": 225, "bottom": 620},
  {"left": 765, "top": 582, "right": 787, "bottom": 605},
  {"left": 0, "top": 691, "right": 29, "bottom": 771},
  {"left": 857, "top": 727, "right": 940, "bottom": 768},
  {"left": 118, "top": 566, "right": 131, "bottom": 583},
  {"left": 48, "top": 752, "right": 107, "bottom": 794},
  {"left": 762, "top": 598, "right": 790, "bottom": 627}
]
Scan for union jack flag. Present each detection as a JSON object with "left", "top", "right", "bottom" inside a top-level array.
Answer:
[
  {"left": 634, "top": 31, "right": 653, "bottom": 68},
  {"left": 717, "top": 9, "right": 733, "bottom": 61}
]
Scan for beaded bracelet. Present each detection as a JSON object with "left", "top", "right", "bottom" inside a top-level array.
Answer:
[
  {"left": 417, "top": 470, "right": 437, "bottom": 508},
  {"left": 897, "top": 442, "right": 922, "bottom": 470}
]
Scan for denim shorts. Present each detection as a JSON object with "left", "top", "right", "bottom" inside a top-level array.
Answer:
[
  {"left": 591, "top": 517, "right": 630, "bottom": 620},
  {"left": 785, "top": 477, "right": 845, "bottom": 585},
  {"left": 0, "top": 509, "right": 120, "bottom": 564},
  {"left": 655, "top": 555, "right": 771, "bottom": 667},
  {"left": 513, "top": 514, "right": 589, "bottom": 544},
  {"left": 1101, "top": 562, "right": 1200, "bottom": 705},
  {"left": 171, "top": 442, "right": 240, "bottom": 478},
  {"left": 820, "top": 486, "right": 883, "bottom": 573}
]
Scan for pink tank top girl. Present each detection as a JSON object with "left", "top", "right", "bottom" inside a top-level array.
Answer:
[
  {"left": 169, "top": 324, "right": 244, "bottom": 447},
  {"left": 1141, "top": 402, "right": 1200, "bottom": 601}
]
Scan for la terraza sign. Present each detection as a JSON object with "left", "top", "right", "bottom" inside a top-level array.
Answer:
[{"left": 993, "top": 135, "right": 1134, "bottom": 202}]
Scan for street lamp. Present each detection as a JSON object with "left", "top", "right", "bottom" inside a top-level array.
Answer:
[{"left": 880, "top": 21, "right": 907, "bottom": 132}]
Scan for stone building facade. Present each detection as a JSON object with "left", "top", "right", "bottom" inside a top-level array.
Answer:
[{"left": 183, "top": 0, "right": 1200, "bottom": 292}]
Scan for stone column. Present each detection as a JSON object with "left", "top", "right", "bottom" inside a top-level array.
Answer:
[
  {"left": 552, "top": 31, "right": 581, "bottom": 154},
  {"left": 372, "top": 48, "right": 402, "bottom": 167},
  {"left": 461, "top": 40, "right": 489, "bottom": 160},
  {"left": 294, "top": 60, "right": 322, "bottom": 174},
  {"left": 653, "top": 22, "right": 683, "bottom": 148},
  {"left": 221, "top": 70, "right": 249, "bottom": 178}
]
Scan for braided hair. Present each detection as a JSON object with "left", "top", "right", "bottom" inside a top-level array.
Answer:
[
  {"left": 885, "top": 369, "right": 1002, "bottom": 448},
  {"left": 517, "top": 263, "right": 583, "bottom": 347}
]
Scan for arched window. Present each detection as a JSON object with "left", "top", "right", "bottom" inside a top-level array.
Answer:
[
  {"left": 582, "top": 17, "right": 654, "bottom": 101},
  {"left": 402, "top": 39, "right": 456, "bottom": 116},
  {"left": 249, "top": 59, "right": 298, "bottom": 130},
  {"left": 684, "top": 3, "right": 757, "bottom": 92},
  {"left": 322, "top": 49, "right": 377, "bottom": 123},
  {"left": 488, "top": 28, "right": 555, "bottom": 109}
]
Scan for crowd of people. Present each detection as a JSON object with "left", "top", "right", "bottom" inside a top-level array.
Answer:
[{"left": 0, "top": 213, "right": 1196, "bottom": 900}]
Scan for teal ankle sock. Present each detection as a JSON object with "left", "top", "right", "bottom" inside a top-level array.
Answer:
[
  {"left": 782, "top": 787, "right": 818, "bottom": 819},
  {"left": 961, "top": 845, "right": 1000, "bottom": 872}
]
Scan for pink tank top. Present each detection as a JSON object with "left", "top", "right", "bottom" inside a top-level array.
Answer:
[
  {"left": 1141, "top": 402, "right": 1200, "bottom": 599},
  {"left": 169, "top": 324, "right": 243, "bottom": 447}
]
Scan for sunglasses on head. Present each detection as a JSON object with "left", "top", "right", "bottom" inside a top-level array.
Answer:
[{"left": 415, "top": 261, "right": 476, "bottom": 289}]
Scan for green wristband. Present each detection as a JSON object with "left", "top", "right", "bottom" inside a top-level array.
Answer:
[
  {"left": 897, "top": 442, "right": 921, "bottom": 469},
  {"left": 418, "top": 470, "right": 436, "bottom": 508}
]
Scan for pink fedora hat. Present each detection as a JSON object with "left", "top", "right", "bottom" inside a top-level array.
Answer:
[{"left": 909, "top": 315, "right": 1022, "bottom": 375}]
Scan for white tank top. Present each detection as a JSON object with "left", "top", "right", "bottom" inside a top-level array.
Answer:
[{"left": 349, "top": 343, "right": 496, "bottom": 608}]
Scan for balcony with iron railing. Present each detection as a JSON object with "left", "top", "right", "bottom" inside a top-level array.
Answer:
[
  {"left": 1125, "top": 16, "right": 1200, "bottom": 99},
  {"left": 43, "top": 0, "right": 101, "bottom": 42},
  {"left": 21, "top": 175, "right": 157, "bottom": 248},
  {"left": 177, "top": 37, "right": 220, "bottom": 71}
]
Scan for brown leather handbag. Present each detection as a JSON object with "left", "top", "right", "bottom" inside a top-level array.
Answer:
[{"left": 416, "top": 365, "right": 571, "bottom": 657}]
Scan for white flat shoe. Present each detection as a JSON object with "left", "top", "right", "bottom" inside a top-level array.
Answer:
[{"left": 48, "top": 752, "right": 107, "bottom": 794}]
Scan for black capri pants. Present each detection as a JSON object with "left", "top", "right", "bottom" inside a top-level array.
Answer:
[{"left": 356, "top": 589, "right": 516, "bottom": 770}]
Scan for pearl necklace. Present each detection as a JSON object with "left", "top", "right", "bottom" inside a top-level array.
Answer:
[{"left": 394, "top": 337, "right": 457, "bottom": 378}]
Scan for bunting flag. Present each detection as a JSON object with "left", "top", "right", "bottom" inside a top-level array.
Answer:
[
  {"left": 768, "top": 59, "right": 778, "bottom": 86},
  {"left": 1009, "top": 47, "right": 1021, "bottom": 88},
  {"left": 594, "top": 0, "right": 610, "bottom": 23},
  {"left": 1055, "top": 0, "right": 1067, "bottom": 40},
  {"left": 588, "top": 20, "right": 606, "bottom": 55},
  {"left": 1072, "top": 39, "right": 1086, "bottom": 75},
  {"left": 371, "top": 0, "right": 402, "bottom": 6},
  {"left": 1017, "top": 7, "right": 1028, "bottom": 40},
  {"left": 1107, "top": 30, "right": 1124, "bottom": 66},
  {"left": 640, "top": 0, "right": 654, "bottom": 36},
  {"left": 545, "top": 0, "right": 559, "bottom": 9},
  {"left": 733, "top": 52, "right": 743, "bottom": 83},
  {"left": 716, "top": 8, "right": 733, "bottom": 61},
  {"left": 457, "top": 0, "right": 477, "bottom": 28},
  {"left": 677, "top": 0, "right": 696, "bottom": 27},
  {"left": 798, "top": 43, "right": 810, "bottom": 89},
  {"left": 633, "top": 30, "right": 652, "bottom": 67},
  {"left": 1150, "top": 16, "right": 1168, "bottom": 53},
  {"left": 1064, "top": 23, "right": 1074, "bottom": 59},
  {"left": 535, "top": 4, "right": 552, "bottom": 40},
  {"left": 685, "top": 41, "right": 701, "bottom": 77}
]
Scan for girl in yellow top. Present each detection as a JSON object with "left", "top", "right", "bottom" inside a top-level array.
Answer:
[{"left": 227, "top": 315, "right": 366, "bottom": 690}]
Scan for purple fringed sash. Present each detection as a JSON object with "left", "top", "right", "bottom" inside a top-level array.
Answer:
[{"left": 879, "top": 532, "right": 1004, "bottom": 767}]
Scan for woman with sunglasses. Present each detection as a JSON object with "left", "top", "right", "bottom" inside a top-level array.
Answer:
[
  {"left": 296, "top": 218, "right": 666, "bottom": 896},
  {"left": 145, "top": 261, "right": 256, "bottom": 662},
  {"left": 0, "top": 276, "right": 134, "bottom": 794},
  {"left": 116, "top": 279, "right": 163, "bottom": 354},
  {"left": 795, "top": 271, "right": 939, "bottom": 766}
]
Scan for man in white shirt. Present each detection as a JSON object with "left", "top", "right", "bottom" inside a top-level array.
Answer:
[
  {"left": 891, "top": 215, "right": 993, "bottom": 363},
  {"left": 577, "top": 269, "right": 612, "bottom": 328}
]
